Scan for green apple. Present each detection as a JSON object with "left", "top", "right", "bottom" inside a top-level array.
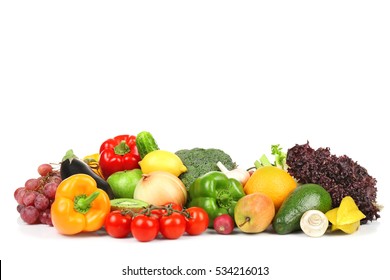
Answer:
[{"left": 107, "top": 169, "right": 143, "bottom": 198}]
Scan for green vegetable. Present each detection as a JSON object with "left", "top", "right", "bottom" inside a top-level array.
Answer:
[
  {"left": 188, "top": 171, "right": 245, "bottom": 227},
  {"left": 175, "top": 148, "right": 236, "bottom": 191},
  {"left": 254, "top": 144, "right": 287, "bottom": 170},
  {"left": 273, "top": 183, "right": 332, "bottom": 234},
  {"left": 136, "top": 131, "right": 159, "bottom": 159}
]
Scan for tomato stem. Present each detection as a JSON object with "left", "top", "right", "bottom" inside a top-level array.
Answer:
[{"left": 129, "top": 204, "right": 190, "bottom": 218}]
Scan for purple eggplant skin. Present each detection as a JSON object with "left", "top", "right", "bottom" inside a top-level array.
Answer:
[{"left": 60, "top": 154, "right": 115, "bottom": 199}]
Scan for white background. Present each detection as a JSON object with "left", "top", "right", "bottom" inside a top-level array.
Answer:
[{"left": 1, "top": 1, "right": 389, "bottom": 279}]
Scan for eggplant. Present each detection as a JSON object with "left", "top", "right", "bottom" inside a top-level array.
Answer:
[{"left": 60, "top": 149, "right": 115, "bottom": 199}]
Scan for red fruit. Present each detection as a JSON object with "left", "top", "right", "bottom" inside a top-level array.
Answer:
[{"left": 37, "top": 164, "right": 53, "bottom": 176}]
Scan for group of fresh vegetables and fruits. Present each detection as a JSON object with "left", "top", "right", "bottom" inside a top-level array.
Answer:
[{"left": 13, "top": 131, "right": 382, "bottom": 241}]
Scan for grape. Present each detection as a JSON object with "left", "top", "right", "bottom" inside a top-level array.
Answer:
[
  {"left": 47, "top": 175, "right": 62, "bottom": 185},
  {"left": 17, "top": 204, "right": 24, "bottom": 213},
  {"left": 37, "top": 163, "right": 53, "bottom": 176},
  {"left": 34, "top": 193, "right": 50, "bottom": 210},
  {"left": 43, "top": 182, "right": 58, "bottom": 199},
  {"left": 22, "top": 191, "right": 37, "bottom": 206},
  {"left": 39, "top": 209, "right": 52, "bottom": 225},
  {"left": 14, "top": 187, "right": 24, "bottom": 201},
  {"left": 15, "top": 188, "right": 27, "bottom": 205},
  {"left": 20, "top": 206, "right": 40, "bottom": 224},
  {"left": 25, "top": 178, "right": 39, "bottom": 190},
  {"left": 16, "top": 162, "right": 62, "bottom": 227}
]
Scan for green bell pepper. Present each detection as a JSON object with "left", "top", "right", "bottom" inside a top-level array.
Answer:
[{"left": 188, "top": 171, "right": 246, "bottom": 227}]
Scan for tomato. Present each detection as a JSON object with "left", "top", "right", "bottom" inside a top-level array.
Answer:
[
  {"left": 164, "top": 202, "right": 183, "bottom": 211},
  {"left": 150, "top": 208, "right": 164, "bottom": 219},
  {"left": 185, "top": 207, "right": 209, "bottom": 236},
  {"left": 131, "top": 214, "right": 160, "bottom": 242},
  {"left": 104, "top": 210, "right": 132, "bottom": 238},
  {"left": 159, "top": 212, "right": 186, "bottom": 239},
  {"left": 151, "top": 202, "right": 183, "bottom": 219}
]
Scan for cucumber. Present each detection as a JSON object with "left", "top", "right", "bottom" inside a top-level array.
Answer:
[
  {"left": 136, "top": 131, "right": 159, "bottom": 159},
  {"left": 272, "top": 183, "right": 332, "bottom": 234}
]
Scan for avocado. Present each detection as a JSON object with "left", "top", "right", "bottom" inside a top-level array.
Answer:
[{"left": 272, "top": 183, "right": 332, "bottom": 234}]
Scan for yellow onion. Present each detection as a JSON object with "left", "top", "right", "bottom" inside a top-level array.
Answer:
[{"left": 133, "top": 171, "right": 187, "bottom": 206}]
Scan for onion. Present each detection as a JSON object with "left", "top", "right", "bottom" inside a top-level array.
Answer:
[{"left": 133, "top": 171, "right": 187, "bottom": 206}]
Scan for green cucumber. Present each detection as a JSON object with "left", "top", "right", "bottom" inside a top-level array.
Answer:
[{"left": 136, "top": 131, "right": 159, "bottom": 158}]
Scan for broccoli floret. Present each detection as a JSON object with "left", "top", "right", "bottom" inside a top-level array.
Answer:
[{"left": 175, "top": 148, "right": 236, "bottom": 190}]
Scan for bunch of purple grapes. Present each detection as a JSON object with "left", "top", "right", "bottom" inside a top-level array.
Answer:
[{"left": 14, "top": 164, "right": 62, "bottom": 226}]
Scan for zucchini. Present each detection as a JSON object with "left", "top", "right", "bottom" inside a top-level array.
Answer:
[
  {"left": 136, "top": 131, "right": 159, "bottom": 159},
  {"left": 60, "top": 149, "right": 115, "bottom": 199}
]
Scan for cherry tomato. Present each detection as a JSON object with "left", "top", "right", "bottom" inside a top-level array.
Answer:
[
  {"left": 159, "top": 212, "right": 186, "bottom": 239},
  {"left": 164, "top": 202, "right": 183, "bottom": 211},
  {"left": 104, "top": 210, "right": 132, "bottom": 238},
  {"left": 150, "top": 208, "right": 164, "bottom": 219},
  {"left": 131, "top": 214, "right": 160, "bottom": 242},
  {"left": 151, "top": 202, "right": 183, "bottom": 219},
  {"left": 185, "top": 207, "right": 209, "bottom": 236}
]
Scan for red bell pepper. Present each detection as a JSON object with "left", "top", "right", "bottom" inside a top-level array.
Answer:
[{"left": 99, "top": 134, "right": 141, "bottom": 179}]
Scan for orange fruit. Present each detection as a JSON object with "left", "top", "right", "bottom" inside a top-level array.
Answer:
[{"left": 243, "top": 166, "right": 297, "bottom": 211}]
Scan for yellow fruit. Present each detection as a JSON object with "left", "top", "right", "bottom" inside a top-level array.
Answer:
[
  {"left": 332, "top": 221, "right": 360, "bottom": 234},
  {"left": 234, "top": 193, "right": 275, "bottom": 233},
  {"left": 139, "top": 150, "right": 187, "bottom": 177},
  {"left": 335, "top": 196, "right": 366, "bottom": 225},
  {"left": 244, "top": 166, "right": 297, "bottom": 211},
  {"left": 325, "top": 196, "right": 366, "bottom": 234}
]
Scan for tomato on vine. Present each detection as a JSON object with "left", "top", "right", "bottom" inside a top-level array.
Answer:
[
  {"left": 151, "top": 202, "right": 183, "bottom": 219},
  {"left": 165, "top": 202, "right": 183, "bottom": 211},
  {"left": 185, "top": 207, "right": 209, "bottom": 236},
  {"left": 104, "top": 210, "right": 132, "bottom": 238},
  {"left": 159, "top": 212, "right": 187, "bottom": 239},
  {"left": 129, "top": 204, "right": 210, "bottom": 242},
  {"left": 131, "top": 214, "right": 160, "bottom": 242}
]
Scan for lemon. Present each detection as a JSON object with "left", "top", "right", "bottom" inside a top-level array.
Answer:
[{"left": 139, "top": 150, "right": 187, "bottom": 177}]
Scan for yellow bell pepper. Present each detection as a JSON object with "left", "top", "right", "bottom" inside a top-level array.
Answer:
[
  {"left": 83, "top": 153, "right": 105, "bottom": 179},
  {"left": 51, "top": 174, "right": 111, "bottom": 235}
]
